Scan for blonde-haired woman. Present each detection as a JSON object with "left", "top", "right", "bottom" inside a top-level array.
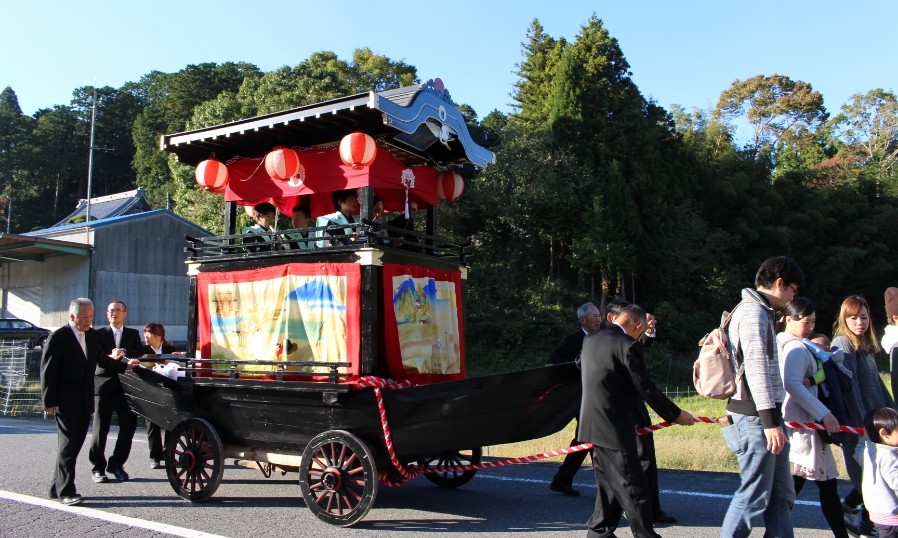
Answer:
[{"left": 832, "top": 295, "right": 897, "bottom": 535}]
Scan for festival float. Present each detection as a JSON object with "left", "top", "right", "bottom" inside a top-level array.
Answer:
[{"left": 119, "top": 80, "right": 582, "bottom": 526}]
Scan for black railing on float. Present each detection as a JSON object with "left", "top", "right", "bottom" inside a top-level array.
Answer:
[
  {"left": 153, "top": 356, "right": 352, "bottom": 383},
  {"left": 184, "top": 221, "right": 470, "bottom": 263}
]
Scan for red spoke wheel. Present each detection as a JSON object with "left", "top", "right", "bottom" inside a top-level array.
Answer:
[
  {"left": 299, "top": 430, "right": 377, "bottom": 527},
  {"left": 419, "top": 447, "right": 482, "bottom": 488},
  {"left": 165, "top": 418, "right": 224, "bottom": 503}
]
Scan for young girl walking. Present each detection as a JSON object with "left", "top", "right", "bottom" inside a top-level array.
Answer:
[
  {"left": 779, "top": 297, "right": 847, "bottom": 537},
  {"left": 858, "top": 407, "right": 898, "bottom": 538},
  {"left": 832, "top": 295, "right": 897, "bottom": 535}
]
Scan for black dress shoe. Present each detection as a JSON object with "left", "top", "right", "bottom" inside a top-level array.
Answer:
[
  {"left": 91, "top": 471, "right": 108, "bottom": 483},
  {"left": 108, "top": 467, "right": 129, "bottom": 481},
  {"left": 60, "top": 495, "right": 83, "bottom": 506},
  {"left": 150, "top": 459, "right": 163, "bottom": 469},
  {"left": 654, "top": 511, "right": 677, "bottom": 524},
  {"left": 549, "top": 482, "right": 581, "bottom": 496}
]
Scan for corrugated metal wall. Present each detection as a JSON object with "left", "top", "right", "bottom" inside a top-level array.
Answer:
[
  {"left": 91, "top": 212, "right": 208, "bottom": 339},
  {"left": 0, "top": 255, "right": 90, "bottom": 328},
  {"left": 1, "top": 211, "right": 209, "bottom": 338}
]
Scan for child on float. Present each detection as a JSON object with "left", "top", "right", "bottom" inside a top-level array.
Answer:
[
  {"left": 832, "top": 295, "right": 898, "bottom": 535},
  {"left": 778, "top": 297, "right": 848, "bottom": 538},
  {"left": 856, "top": 407, "right": 898, "bottom": 538}
]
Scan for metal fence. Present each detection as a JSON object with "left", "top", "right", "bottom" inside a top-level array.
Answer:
[
  {"left": 662, "top": 387, "right": 698, "bottom": 399},
  {"left": 0, "top": 341, "right": 45, "bottom": 418}
]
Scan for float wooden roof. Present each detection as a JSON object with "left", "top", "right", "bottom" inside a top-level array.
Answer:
[{"left": 161, "top": 83, "right": 496, "bottom": 169}]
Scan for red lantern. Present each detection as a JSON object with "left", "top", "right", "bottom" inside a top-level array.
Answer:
[
  {"left": 437, "top": 171, "right": 465, "bottom": 201},
  {"left": 265, "top": 147, "right": 301, "bottom": 181},
  {"left": 195, "top": 159, "right": 229, "bottom": 192},
  {"left": 339, "top": 132, "right": 377, "bottom": 170}
]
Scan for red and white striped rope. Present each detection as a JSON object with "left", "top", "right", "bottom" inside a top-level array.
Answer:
[{"left": 360, "top": 376, "right": 866, "bottom": 487}]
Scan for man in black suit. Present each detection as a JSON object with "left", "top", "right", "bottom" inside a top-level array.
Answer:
[
  {"left": 579, "top": 304, "right": 694, "bottom": 538},
  {"left": 604, "top": 299, "right": 676, "bottom": 524},
  {"left": 40, "top": 298, "right": 140, "bottom": 505},
  {"left": 89, "top": 300, "right": 144, "bottom": 483},
  {"left": 547, "top": 302, "right": 601, "bottom": 496}
]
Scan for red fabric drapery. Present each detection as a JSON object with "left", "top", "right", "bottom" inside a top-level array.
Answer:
[{"left": 224, "top": 146, "right": 438, "bottom": 218}]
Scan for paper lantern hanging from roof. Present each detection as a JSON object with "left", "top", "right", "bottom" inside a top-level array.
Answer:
[
  {"left": 339, "top": 132, "right": 377, "bottom": 170},
  {"left": 194, "top": 158, "right": 229, "bottom": 192},
  {"left": 437, "top": 171, "right": 465, "bottom": 201},
  {"left": 264, "top": 147, "right": 301, "bottom": 181}
]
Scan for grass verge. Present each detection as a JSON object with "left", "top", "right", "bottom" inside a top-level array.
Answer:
[{"left": 487, "top": 374, "right": 893, "bottom": 477}]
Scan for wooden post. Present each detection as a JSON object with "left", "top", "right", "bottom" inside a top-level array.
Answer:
[
  {"left": 358, "top": 186, "right": 374, "bottom": 222},
  {"left": 187, "top": 275, "right": 198, "bottom": 358},
  {"left": 224, "top": 201, "right": 237, "bottom": 244},
  {"left": 359, "top": 265, "right": 379, "bottom": 375},
  {"left": 426, "top": 204, "right": 436, "bottom": 254}
]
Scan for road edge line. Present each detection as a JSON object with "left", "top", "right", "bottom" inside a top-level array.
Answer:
[{"left": 0, "top": 489, "right": 229, "bottom": 538}]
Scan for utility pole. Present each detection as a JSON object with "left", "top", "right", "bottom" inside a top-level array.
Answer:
[
  {"left": 85, "top": 84, "right": 113, "bottom": 223},
  {"left": 86, "top": 86, "right": 98, "bottom": 223}
]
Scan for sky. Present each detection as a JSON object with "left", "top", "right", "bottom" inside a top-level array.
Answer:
[{"left": 2, "top": 1, "right": 897, "bottom": 146}]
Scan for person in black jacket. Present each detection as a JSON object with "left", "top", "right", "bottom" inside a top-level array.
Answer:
[
  {"left": 602, "top": 299, "right": 677, "bottom": 524},
  {"left": 547, "top": 302, "right": 601, "bottom": 496},
  {"left": 142, "top": 322, "right": 179, "bottom": 468},
  {"left": 579, "top": 304, "right": 694, "bottom": 538},
  {"left": 89, "top": 301, "right": 145, "bottom": 483},
  {"left": 41, "top": 298, "right": 139, "bottom": 505}
]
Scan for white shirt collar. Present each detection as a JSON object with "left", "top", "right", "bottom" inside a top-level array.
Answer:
[
  {"left": 152, "top": 345, "right": 162, "bottom": 354},
  {"left": 68, "top": 321, "right": 83, "bottom": 336},
  {"left": 611, "top": 322, "right": 627, "bottom": 333}
]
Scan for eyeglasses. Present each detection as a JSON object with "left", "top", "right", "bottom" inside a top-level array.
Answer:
[{"left": 788, "top": 284, "right": 799, "bottom": 295}]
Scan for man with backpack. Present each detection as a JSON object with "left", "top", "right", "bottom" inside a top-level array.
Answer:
[{"left": 720, "top": 256, "right": 804, "bottom": 538}]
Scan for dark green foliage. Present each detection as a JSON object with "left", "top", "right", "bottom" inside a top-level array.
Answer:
[{"left": 4, "top": 29, "right": 898, "bottom": 383}]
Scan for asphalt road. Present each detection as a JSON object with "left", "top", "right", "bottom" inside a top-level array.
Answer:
[{"left": 0, "top": 416, "right": 845, "bottom": 537}]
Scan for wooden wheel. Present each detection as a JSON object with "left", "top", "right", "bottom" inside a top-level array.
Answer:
[
  {"left": 166, "top": 418, "right": 224, "bottom": 503},
  {"left": 299, "top": 430, "right": 377, "bottom": 527},
  {"left": 419, "top": 448, "right": 482, "bottom": 488}
]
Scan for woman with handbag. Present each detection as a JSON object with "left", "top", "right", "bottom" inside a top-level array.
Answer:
[{"left": 779, "top": 297, "right": 847, "bottom": 538}]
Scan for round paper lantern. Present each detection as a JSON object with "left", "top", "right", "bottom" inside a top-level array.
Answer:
[
  {"left": 243, "top": 204, "right": 254, "bottom": 217},
  {"left": 339, "top": 132, "right": 377, "bottom": 170},
  {"left": 437, "top": 171, "right": 465, "bottom": 201},
  {"left": 195, "top": 159, "right": 229, "bottom": 192},
  {"left": 264, "top": 147, "right": 301, "bottom": 181}
]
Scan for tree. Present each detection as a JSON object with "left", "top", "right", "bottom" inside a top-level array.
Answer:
[
  {"left": 716, "top": 74, "right": 828, "bottom": 158},
  {"left": 0, "top": 87, "right": 36, "bottom": 232},
  {"left": 132, "top": 62, "right": 261, "bottom": 207},
  {"left": 831, "top": 89, "right": 898, "bottom": 186}
]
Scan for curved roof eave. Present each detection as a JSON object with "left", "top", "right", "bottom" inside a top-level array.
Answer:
[{"left": 161, "top": 85, "right": 496, "bottom": 169}]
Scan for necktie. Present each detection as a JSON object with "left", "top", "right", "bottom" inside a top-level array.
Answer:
[
  {"left": 114, "top": 328, "right": 121, "bottom": 348},
  {"left": 78, "top": 331, "right": 86, "bottom": 358}
]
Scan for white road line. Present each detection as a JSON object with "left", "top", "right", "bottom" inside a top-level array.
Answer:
[
  {"left": 0, "top": 490, "right": 229, "bottom": 538},
  {"left": 0, "top": 424, "right": 148, "bottom": 443},
  {"left": 477, "top": 474, "right": 821, "bottom": 507}
]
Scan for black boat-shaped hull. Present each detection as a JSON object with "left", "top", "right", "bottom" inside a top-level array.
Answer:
[{"left": 120, "top": 363, "right": 581, "bottom": 466}]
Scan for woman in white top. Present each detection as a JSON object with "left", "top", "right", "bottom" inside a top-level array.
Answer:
[
  {"left": 142, "top": 322, "right": 177, "bottom": 468},
  {"left": 778, "top": 297, "right": 847, "bottom": 538}
]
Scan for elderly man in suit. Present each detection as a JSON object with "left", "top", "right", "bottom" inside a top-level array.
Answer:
[
  {"left": 89, "top": 300, "right": 145, "bottom": 483},
  {"left": 579, "top": 304, "right": 694, "bottom": 538},
  {"left": 547, "top": 302, "right": 601, "bottom": 496},
  {"left": 41, "top": 298, "right": 140, "bottom": 506}
]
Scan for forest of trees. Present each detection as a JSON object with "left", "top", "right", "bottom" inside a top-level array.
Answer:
[{"left": 2, "top": 16, "right": 897, "bottom": 383}]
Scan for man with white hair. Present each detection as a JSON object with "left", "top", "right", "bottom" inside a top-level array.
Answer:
[
  {"left": 547, "top": 302, "right": 602, "bottom": 496},
  {"left": 40, "top": 298, "right": 140, "bottom": 505}
]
